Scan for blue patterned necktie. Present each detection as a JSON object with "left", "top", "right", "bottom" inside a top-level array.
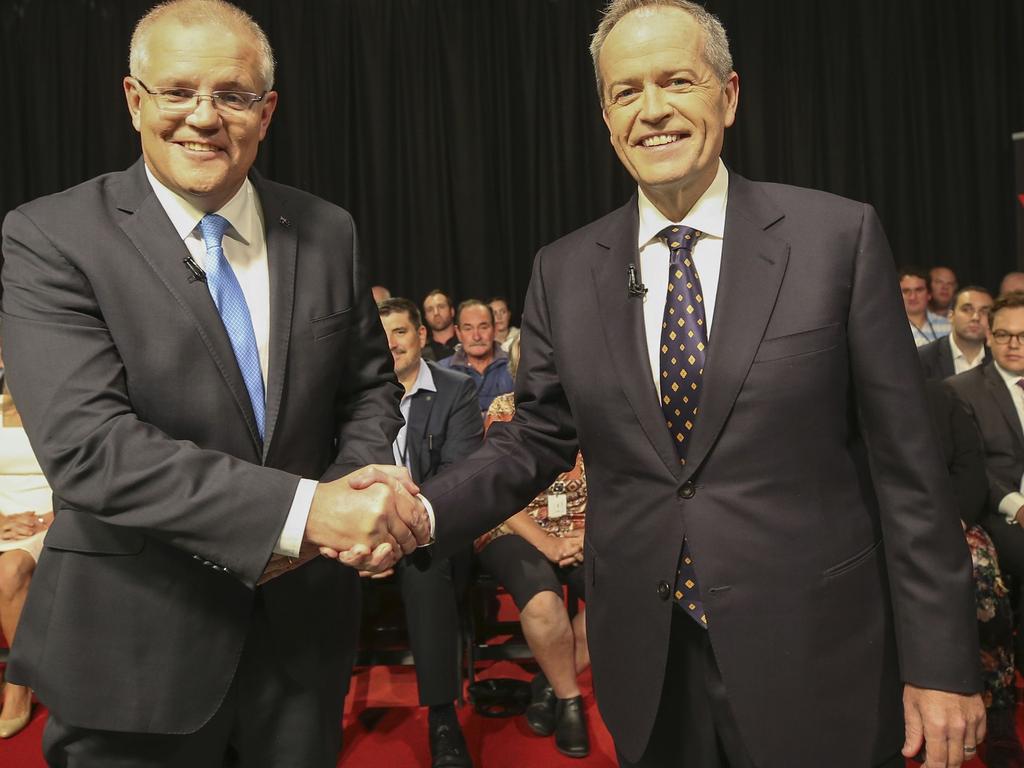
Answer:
[
  {"left": 198, "top": 213, "right": 265, "bottom": 442},
  {"left": 658, "top": 224, "right": 707, "bottom": 628}
]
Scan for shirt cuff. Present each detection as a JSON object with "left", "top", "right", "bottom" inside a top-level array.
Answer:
[
  {"left": 274, "top": 479, "right": 318, "bottom": 556},
  {"left": 418, "top": 493, "right": 436, "bottom": 542},
  {"left": 999, "top": 491, "right": 1024, "bottom": 524}
]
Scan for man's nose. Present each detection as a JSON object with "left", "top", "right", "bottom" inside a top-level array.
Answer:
[
  {"left": 639, "top": 84, "right": 671, "bottom": 122},
  {"left": 185, "top": 96, "right": 222, "bottom": 128}
]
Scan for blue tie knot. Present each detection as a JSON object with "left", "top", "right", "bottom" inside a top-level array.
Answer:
[
  {"left": 658, "top": 224, "right": 701, "bottom": 253},
  {"left": 198, "top": 213, "right": 231, "bottom": 249}
]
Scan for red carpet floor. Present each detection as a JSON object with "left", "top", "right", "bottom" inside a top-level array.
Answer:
[{"left": 0, "top": 658, "right": 1004, "bottom": 767}]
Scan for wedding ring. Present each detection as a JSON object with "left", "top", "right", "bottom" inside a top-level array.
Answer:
[{"left": 964, "top": 745, "right": 978, "bottom": 754}]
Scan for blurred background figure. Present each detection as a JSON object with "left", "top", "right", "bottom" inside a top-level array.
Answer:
[
  {"left": 440, "top": 300, "right": 513, "bottom": 413},
  {"left": 1001, "top": 273, "right": 1024, "bottom": 297},
  {"left": 0, "top": 348, "right": 52, "bottom": 739},
  {"left": 372, "top": 285, "right": 392, "bottom": 303},
  {"left": 928, "top": 266, "right": 959, "bottom": 316},
  {"left": 487, "top": 297, "right": 519, "bottom": 353},
  {"left": 423, "top": 290, "right": 459, "bottom": 362},
  {"left": 475, "top": 337, "right": 590, "bottom": 759},
  {"left": 900, "top": 265, "right": 951, "bottom": 346}
]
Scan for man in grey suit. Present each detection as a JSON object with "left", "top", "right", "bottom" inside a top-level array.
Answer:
[
  {"left": 918, "top": 285, "right": 993, "bottom": 380},
  {"left": 378, "top": 297, "right": 482, "bottom": 768},
  {"left": 419, "top": 2, "right": 984, "bottom": 767},
  {"left": 0, "top": 1, "right": 425, "bottom": 765}
]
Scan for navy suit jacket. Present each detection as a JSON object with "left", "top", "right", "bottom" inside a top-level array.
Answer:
[
  {"left": 423, "top": 172, "right": 978, "bottom": 767},
  {"left": 918, "top": 334, "right": 991, "bottom": 380}
]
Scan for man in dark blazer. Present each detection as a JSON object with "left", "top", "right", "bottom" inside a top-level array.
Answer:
[
  {"left": 918, "top": 285, "right": 993, "bottom": 380},
  {"left": 418, "top": 2, "right": 983, "bottom": 767},
  {"left": 378, "top": 298, "right": 483, "bottom": 768},
  {"left": 945, "top": 292, "right": 1024, "bottom": 684},
  {"left": 0, "top": 2, "right": 425, "bottom": 765}
]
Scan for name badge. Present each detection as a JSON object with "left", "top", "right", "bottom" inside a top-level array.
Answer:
[{"left": 547, "top": 480, "right": 567, "bottom": 519}]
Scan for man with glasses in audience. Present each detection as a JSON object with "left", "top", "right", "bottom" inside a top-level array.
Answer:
[
  {"left": 947, "top": 292, "right": 1024, "bottom": 691},
  {"left": 0, "top": 1, "right": 427, "bottom": 765},
  {"left": 918, "top": 286, "right": 993, "bottom": 380}
]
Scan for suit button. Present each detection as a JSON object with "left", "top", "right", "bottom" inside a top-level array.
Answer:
[
  {"left": 679, "top": 482, "right": 695, "bottom": 499},
  {"left": 657, "top": 581, "right": 671, "bottom": 601}
]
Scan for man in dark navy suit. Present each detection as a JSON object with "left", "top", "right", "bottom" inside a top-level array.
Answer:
[{"left": 919, "top": 286, "right": 993, "bottom": 380}]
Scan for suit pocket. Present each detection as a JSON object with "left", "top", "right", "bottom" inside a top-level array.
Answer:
[
  {"left": 753, "top": 323, "right": 841, "bottom": 363},
  {"left": 45, "top": 508, "right": 145, "bottom": 555},
  {"left": 821, "top": 539, "right": 881, "bottom": 579},
  {"left": 310, "top": 308, "right": 356, "bottom": 341}
]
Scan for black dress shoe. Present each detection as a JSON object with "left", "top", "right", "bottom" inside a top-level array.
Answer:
[
  {"left": 554, "top": 696, "right": 590, "bottom": 758},
  {"left": 524, "top": 672, "right": 556, "bottom": 736},
  {"left": 429, "top": 719, "right": 474, "bottom": 768}
]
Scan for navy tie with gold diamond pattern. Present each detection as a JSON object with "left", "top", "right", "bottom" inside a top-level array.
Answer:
[{"left": 658, "top": 224, "right": 707, "bottom": 628}]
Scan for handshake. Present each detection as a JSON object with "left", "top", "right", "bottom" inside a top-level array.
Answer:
[{"left": 259, "top": 465, "right": 431, "bottom": 585}]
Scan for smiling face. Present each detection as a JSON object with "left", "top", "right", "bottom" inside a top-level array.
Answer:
[
  {"left": 599, "top": 7, "right": 738, "bottom": 221},
  {"left": 124, "top": 18, "right": 277, "bottom": 212}
]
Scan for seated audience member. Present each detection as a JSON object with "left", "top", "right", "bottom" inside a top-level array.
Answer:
[
  {"left": 0, "top": 359, "right": 52, "bottom": 739},
  {"left": 946, "top": 292, "right": 1024, "bottom": 678},
  {"left": 372, "top": 285, "right": 392, "bottom": 304},
  {"left": 900, "top": 266, "right": 950, "bottom": 346},
  {"left": 925, "top": 380, "right": 1023, "bottom": 767},
  {"left": 928, "top": 266, "right": 959, "bottom": 316},
  {"left": 377, "top": 299, "right": 483, "bottom": 768},
  {"left": 918, "top": 285, "right": 993, "bottom": 380},
  {"left": 475, "top": 336, "right": 590, "bottom": 759},
  {"left": 423, "top": 290, "right": 459, "bottom": 362},
  {"left": 1001, "top": 272, "right": 1024, "bottom": 296},
  {"left": 488, "top": 297, "right": 520, "bottom": 352},
  {"left": 440, "top": 300, "right": 513, "bottom": 413}
]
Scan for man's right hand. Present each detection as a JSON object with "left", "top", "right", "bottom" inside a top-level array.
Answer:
[{"left": 305, "top": 465, "right": 430, "bottom": 573}]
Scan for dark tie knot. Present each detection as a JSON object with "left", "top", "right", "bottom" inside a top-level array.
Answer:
[{"left": 658, "top": 224, "right": 701, "bottom": 253}]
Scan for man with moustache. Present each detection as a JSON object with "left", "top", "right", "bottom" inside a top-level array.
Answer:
[
  {"left": 0, "top": 1, "right": 427, "bottom": 765},
  {"left": 918, "top": 286, "right": 993, "bottom": 380},
  {"left": 418, "top": 1, "right": 983, "bottom": 767},
  {"left": 439, "top": 300, "right": 513, "bottom": 413},
  {"left": 377, "top": 298, "right": 482, "bottom": 768}
]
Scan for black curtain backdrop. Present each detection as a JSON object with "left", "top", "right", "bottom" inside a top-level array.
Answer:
[{"left": 3, "top": 0, "right": 1024, "bottom": 319}]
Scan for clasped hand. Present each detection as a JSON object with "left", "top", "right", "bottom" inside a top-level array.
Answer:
[
  {"left": 1, "top": 510, "right": 53, "bottom": 541},
  {"left": 304, "top": 464, "right": 430, "bottom": 574}
]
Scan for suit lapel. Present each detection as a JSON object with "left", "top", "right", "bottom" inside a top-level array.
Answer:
[
  {"left": 983, "top": 364, "right": 1024, "bottom": 446},
  {"left": 115, "top": 160, "right": 262, "bottom": 452},
  {"left": 941, "top": 343, "right": 956, "bottom": 379},
  {"left": 678, "top": 174, "right": 789, "bottom": 482},
  {"left": 592, "top": 197, "right": 684, "bottom": 480},
  {"left": 405, "top": 389, "right": 436, "bottom": 483},
  {"left": 252, "top": 174, "right": 297, "bottom": 459}
]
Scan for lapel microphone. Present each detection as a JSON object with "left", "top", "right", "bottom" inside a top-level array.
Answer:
[
  {"left": 627, "top": 263, "right": 647, "bottom": 299},
  {"left": 183, "top": 256, "right": 207, "bottom": 283}
]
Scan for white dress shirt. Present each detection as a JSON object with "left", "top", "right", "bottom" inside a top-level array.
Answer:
[
  {"left": 990, "top": 361, "right": 1024, "bottom": 523},
  {"left": 393, "top": 360, "right": 437, "bottom": 469},
  {"left": 638, "top": 159, "right": 729, "bottom": 389},
  {"left": 949, "top": 332, "right": 986, "bottom": 375},
  {"left": 146, "top": 168, "right": 315, "bottom": 556}
]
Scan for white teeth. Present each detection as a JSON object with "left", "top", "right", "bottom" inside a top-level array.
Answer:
[
  {"left": 181, "top": 142, "right": 217, "bottom": 152},
  {"left": 641, "top": 134, "right": 680, "bottom": 147}
]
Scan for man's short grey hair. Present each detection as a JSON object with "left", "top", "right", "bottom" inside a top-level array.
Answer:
[
  {"left": 129, "top": 0, "right": 275, "bottom": 92},
  {"left": 589, "top": 0, "right": 733, "bottom": 104}
]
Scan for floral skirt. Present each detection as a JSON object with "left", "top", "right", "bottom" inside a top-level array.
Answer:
[{"left": 968, "top": 524, "right": 1015, "bottom": 710}]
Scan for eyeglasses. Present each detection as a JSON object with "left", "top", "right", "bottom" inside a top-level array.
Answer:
[
  {"left": 132, "top": 78, "right": 266, "bottom": 114},
  {"left": 991, "top": 330, "right": 1024, "bottom": 345}
]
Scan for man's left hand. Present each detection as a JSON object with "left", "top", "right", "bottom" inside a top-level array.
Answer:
[{"left": 902, "top": 684, "right": 986, "bottom": 767}]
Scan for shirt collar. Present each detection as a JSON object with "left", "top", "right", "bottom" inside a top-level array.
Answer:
[
  {"left": 403, "top": 359, "right": 437, "bottom": 402},
  {"left": 144, "top": 165, "right": 260, "bottom": 246},
  {"left": 993, "top": 361, "right": 1024, "bottom": 389},
  {"left": 949, "top": 332, "right": 965, "bottom": 362},
  {"left": 637, "top": 158, "right": 729, "bottom": 249}
]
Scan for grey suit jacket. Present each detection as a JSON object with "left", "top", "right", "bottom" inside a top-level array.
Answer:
[
  {"left": 422, "top": 172, "right": 978, "bottom": 768},
  {"left": 0, "top": 159, "right": 402, "bottom": 733},
  {"left": 404, "top": 362, "right": 482, "bottom": 486}
]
